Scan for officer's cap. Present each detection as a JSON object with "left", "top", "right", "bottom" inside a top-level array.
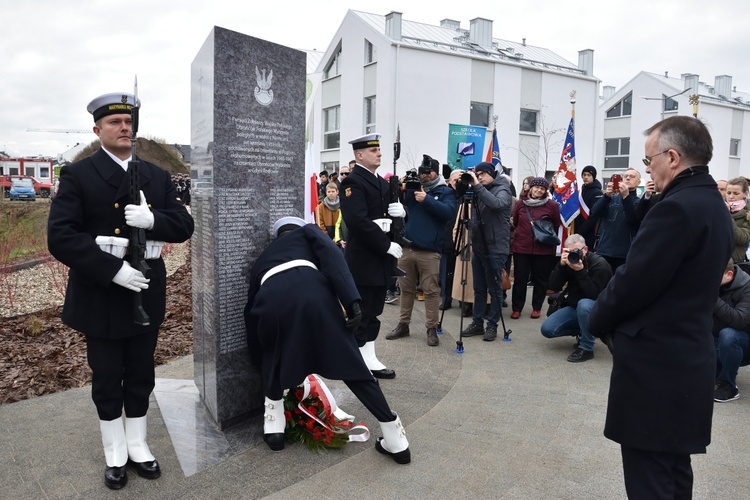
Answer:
[
  {"left": 87, "top": 92, "right": 140, "bottom": 122},
  {"left": 349, "top": 133, "right": 381, "bottom": 151}
]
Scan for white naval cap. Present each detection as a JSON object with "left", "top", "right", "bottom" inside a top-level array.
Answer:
[
  {"left": 272, "top": 216, "right": 306, "bottom": 238},
  {"left": 349, "top": 133, "right": 381, "bottom": 151},
  {"left": 87, "top": 92, "right": 140, "bottom": 122}
]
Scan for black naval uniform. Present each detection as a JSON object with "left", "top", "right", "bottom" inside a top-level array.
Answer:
[
  {"left": 48, "top": 148, "right": 194, "bottom": 420},
  {"left": 339, "top": 164, "right": 392, "bottom": 347},
  {"left": 244, "top": 223, "right": 393, "bottom": 422}
]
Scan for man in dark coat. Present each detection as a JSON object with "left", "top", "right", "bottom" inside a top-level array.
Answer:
[
  {"left": 339, "top": 133, "right": 404, "bottom": 379},
  {"left": 47, "top": 92, "right": 194, "bottom": 489},
  {"left": 243, "top": 217, "right": 410, "bottom": 464},
  {"left": 589, "top": 116, "right": 734, "bottom": 499}
]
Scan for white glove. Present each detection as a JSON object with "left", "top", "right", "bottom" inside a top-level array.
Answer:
[
  {"left": 388, "top": 202, "right": 406, "bottom": 218},
  {"left": 124, "top": 190, "right": 155, "bottom": 230},
  {"left": 112, "top": 261, "right": 150, "bottom": 292},
  {"left": 386, "top": 242, "right": 403, "bottom": 259}
]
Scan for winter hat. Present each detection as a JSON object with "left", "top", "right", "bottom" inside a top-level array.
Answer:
[
  {"left": 529, "top": 177, "right": 549, "bottom": 190},
  {"left": 473, "top": 162, "right": 496, "bottom": 177},
  {"left": 581, "top": 165, "right": 597, "bottom": 179}
]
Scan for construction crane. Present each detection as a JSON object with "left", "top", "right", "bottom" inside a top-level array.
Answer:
[{"left": 27, "top": 128, "right": 91, "bottom": 133}]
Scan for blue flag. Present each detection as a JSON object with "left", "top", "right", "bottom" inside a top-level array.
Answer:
[
  {"left": 551, "top": 117, "right": 580, "bottom": 227},
  {"left": 485, "top": 128, "right": 502, "bottom": 168}
]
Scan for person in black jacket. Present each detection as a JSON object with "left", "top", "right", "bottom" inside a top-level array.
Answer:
[
  {"left": 574, "top": 165, "right": 603, "bottom": 248},
  {"left": 540, "top": 234, "right": 612, "bottom": 362},
  {"left": 244, "top": 217, "right": 410, "bottom": 463},
  {"left": 588, "top": 116, "right": 733, "bottom": 499},
  {"left": 713, "top": 259, "right": 750, "bottom": 402},
  {"left": 48, "top": 92, "right": 194, "bottom": 489}
]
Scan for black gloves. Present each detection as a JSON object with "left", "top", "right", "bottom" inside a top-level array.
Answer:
[{"left": 345, "top": 301, "right": 362, "bottom": 332}]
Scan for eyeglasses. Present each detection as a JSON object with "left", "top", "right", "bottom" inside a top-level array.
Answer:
[
  {"left": 642, "top": 150, "right": 670, "bottom": 167},
  {"left": 340, "top": 172, "right": 348, "bottom": 176}
]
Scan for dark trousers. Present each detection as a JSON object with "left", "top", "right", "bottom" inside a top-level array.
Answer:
[
  {"left": 86, "top": 330, "right": 159, "bottom": 420},
  {"left": 511, "top": 253, "right": 557, "bottom": 312},
  {"left": 354, "top": 285, "right": 386, "bottom": 346},
  {"left": 344, "top": 378, "right": 394, "bottom": 422},
  {"left": 621, "top": 445, "right": 694, "bottom": 500}
]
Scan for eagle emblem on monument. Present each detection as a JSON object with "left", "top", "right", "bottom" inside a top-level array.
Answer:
[{"left": 254, "top": 66, "right": 274, "bottom": 106}]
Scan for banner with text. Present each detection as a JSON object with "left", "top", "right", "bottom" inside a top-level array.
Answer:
[{"left": 447, "top": 123, "right": 486, "bottom": 170}]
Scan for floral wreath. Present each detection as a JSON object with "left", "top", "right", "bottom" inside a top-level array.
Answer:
[{"left": 283, "top": 374, "right": 370, "bottom": 451}]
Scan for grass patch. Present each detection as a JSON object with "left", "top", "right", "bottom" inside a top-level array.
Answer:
[{"left": 0, "top": 200, "right": 50, "bottom": 261}]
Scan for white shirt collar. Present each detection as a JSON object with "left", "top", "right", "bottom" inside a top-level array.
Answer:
[{"left": 102, "top": 147, "right": 131, "bottom": 171}]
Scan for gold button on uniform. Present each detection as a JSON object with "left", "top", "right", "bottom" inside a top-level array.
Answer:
[
  {"left": 114, "top": 228, "right": 121, "bottom": 235},
  {"left": 114, "top": 203, "right": 119, "bottom": 208}
]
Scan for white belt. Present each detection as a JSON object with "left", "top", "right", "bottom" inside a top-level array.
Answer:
[{"left": 260, "top": 259, "right": 318, "bottom": 286}]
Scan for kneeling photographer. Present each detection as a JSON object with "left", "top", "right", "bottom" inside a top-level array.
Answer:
[
  {"left": 540, "top": 234, "right": 612, "bottom": 362},
  {"left": 386, "top": 155, "right": 457, "bottom": 347}
]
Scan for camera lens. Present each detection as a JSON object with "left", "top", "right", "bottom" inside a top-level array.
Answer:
[{"left": 460, "top": 173, "right": 473, "bottom": 184}]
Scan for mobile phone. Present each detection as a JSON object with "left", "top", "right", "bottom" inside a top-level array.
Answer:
[{"left": 611, "top": 174, "right": 622, "bottom": 190}]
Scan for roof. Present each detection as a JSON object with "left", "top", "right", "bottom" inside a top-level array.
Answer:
[
  {"left": 305, "top": 50, "right": 324, "bottom": 74},
  {"left": 352, "top": 11, "right": 587, "bottom": 78},
  {"left": 644, "top": 72, "right": 750, "bottom": 109}
]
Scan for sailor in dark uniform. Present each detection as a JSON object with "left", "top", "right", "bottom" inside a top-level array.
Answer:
[
  {"left": 339, "top": 133, "right": 405, "bottom": 379},
  {"left": 244, "top": 217, "right": 410, "bottom": 464},
  {"left": 47, "top": 92, "right": 194, "bottom": 489}
]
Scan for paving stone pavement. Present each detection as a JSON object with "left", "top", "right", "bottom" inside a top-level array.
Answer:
[{"left": 1, "top": 296, "right": 749, "bottom": 499}]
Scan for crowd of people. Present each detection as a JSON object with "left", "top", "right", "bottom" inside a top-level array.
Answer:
[{"left": 55, "top": 93, "right": 748, "bottom": 497}]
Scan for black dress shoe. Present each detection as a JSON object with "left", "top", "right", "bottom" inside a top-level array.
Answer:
[
  {"left": 371, "top": 368, "right": 396, "bottom": 379},
  {"left": 438, "top": 301, "right": 452, "bottom": 310},
  {"left": 263, "top": 433, "right": 285, "bottom": 452},
  {"left": 128, "top": 459, "right": 161, "bottom": 479},
  {"left": 104, "top": 465, "right": 128, "bottom": 489}
]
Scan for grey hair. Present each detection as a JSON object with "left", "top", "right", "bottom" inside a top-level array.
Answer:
[{"left": 565, "top": 233, "right": 586, "bottom": 247}]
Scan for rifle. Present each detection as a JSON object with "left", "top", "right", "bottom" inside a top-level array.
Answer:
[
  {"left": 389, "top": 125, "right": 407, "bottom": 277},
  {"left": 127, "top": 76, "right": 152, "bottom": 326}
]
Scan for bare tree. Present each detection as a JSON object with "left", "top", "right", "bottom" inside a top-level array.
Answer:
[{"left": 507, "top": 106, "right": 565, "bottom": 178}]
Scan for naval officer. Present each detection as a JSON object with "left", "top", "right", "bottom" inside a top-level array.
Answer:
[
  {"left": 48, "top": 92, "right": 194, "bottom": 489},
  {"left": 339, "top": 133, "right": 405, "bottom": 378}
]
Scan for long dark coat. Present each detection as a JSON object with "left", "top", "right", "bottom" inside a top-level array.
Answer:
[
  {"left": 244, "top": 224, "right": 371, "bottom": 397},
  {"left": 588, "top": 170, "right": 733, "bottom": 454},
  {"left": 339, "top": 164, "right": 391, "bottom": 287},
  {"left": 47, "top": 149, "right": 194, "bottom": 338}
]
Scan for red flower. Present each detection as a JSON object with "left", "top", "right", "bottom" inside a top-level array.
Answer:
[{"left": 284, "top": 410, "right": 292, "bottom": 422}]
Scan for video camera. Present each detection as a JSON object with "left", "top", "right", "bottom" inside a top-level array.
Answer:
[{"left": 403, "top": 168, "right": 421, "bottom": 191}]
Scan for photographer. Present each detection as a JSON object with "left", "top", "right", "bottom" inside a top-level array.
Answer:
[
  {"left": 540, "top": 234, "right": 612, "bottom": 362},
  {"left": 459, "top": 162, "right": 513, "bottom": 341},
  {"left": 386, "top": 155, "right": 457, "bottom": 347}
]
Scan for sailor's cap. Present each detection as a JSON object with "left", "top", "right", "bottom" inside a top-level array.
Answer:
[
  {"left": 87, "top": 92, "right": 140, "bottom": 122},
  {"left": 349, "top": 133, "right": 381, "bottom": 151}
]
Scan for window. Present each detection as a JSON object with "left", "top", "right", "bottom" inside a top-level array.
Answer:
[
  {"left": 606, "top": 92, "right": 632, "bottom": 118},
  {"left": 323, "top": 106, "right": 340, "bottom": 150},
  {"left": 604, "top": 137, "right": 630, "bottom": 168},
  {"left": 519, "top": 109, "right": 537, "bottom": 133},
  {"left": 322, "top": 161, "right": 338, "bottom": 173},
  {"left": 8, "top": 167, "right": 19, "bottom": 175},
  {"left": 470, "top": 102, "right": 491, "bottom": 127},
  {"left": 663, "top": 94, "right": 679, "bottom": 112},
  {"left": 364, "top": 96, "right": 376, "bottom": 134},
  {"left": 24, "top": 166, "right": 36, "bottom": 177},
  {"left": 40, "top": 166, "right": 50, "bottom": 178},
  {"left": 365, "top": 40, "right": 377, "bottom": 64},
  {"left": 730, "top": 139, "right": 741, "bottom": 157},
  {"left": 324, "top": 47, "right": 341, "bottom": 79}
]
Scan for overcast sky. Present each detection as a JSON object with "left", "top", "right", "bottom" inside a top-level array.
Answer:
[{"left": 2, "top": 0, "right": 748, "bottom": 158}]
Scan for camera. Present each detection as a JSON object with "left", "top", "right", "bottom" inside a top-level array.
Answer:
[
  {"left": 568, "top": 248, "right": 584, "bottom": 265},
  {"left": 403, "top": 168, "right": 421, "bottom": 191},
  {"left": 418, "top": 154, "right": 434, "bottom": 176}
]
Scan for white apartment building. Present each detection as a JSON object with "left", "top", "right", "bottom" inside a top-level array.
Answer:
[
  {"left": 308, "top": 10, "right": 599, "bottom": 183},
  {"left": 598, "top": 71, "right": 750, "bottom": 183}
]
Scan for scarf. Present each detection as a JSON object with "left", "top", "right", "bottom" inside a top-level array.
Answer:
[
  {"left": 523, "top": 196, "right": 548, "bottom": 207},
  {"left": 729, "top": 199, "right": 747, "bottom": 213},
  {"left": 422, "top": 175, "right": 446, "bottom": 193},
  {"left": 323, "top": 196, "right": 340, "bottom": 211}
]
